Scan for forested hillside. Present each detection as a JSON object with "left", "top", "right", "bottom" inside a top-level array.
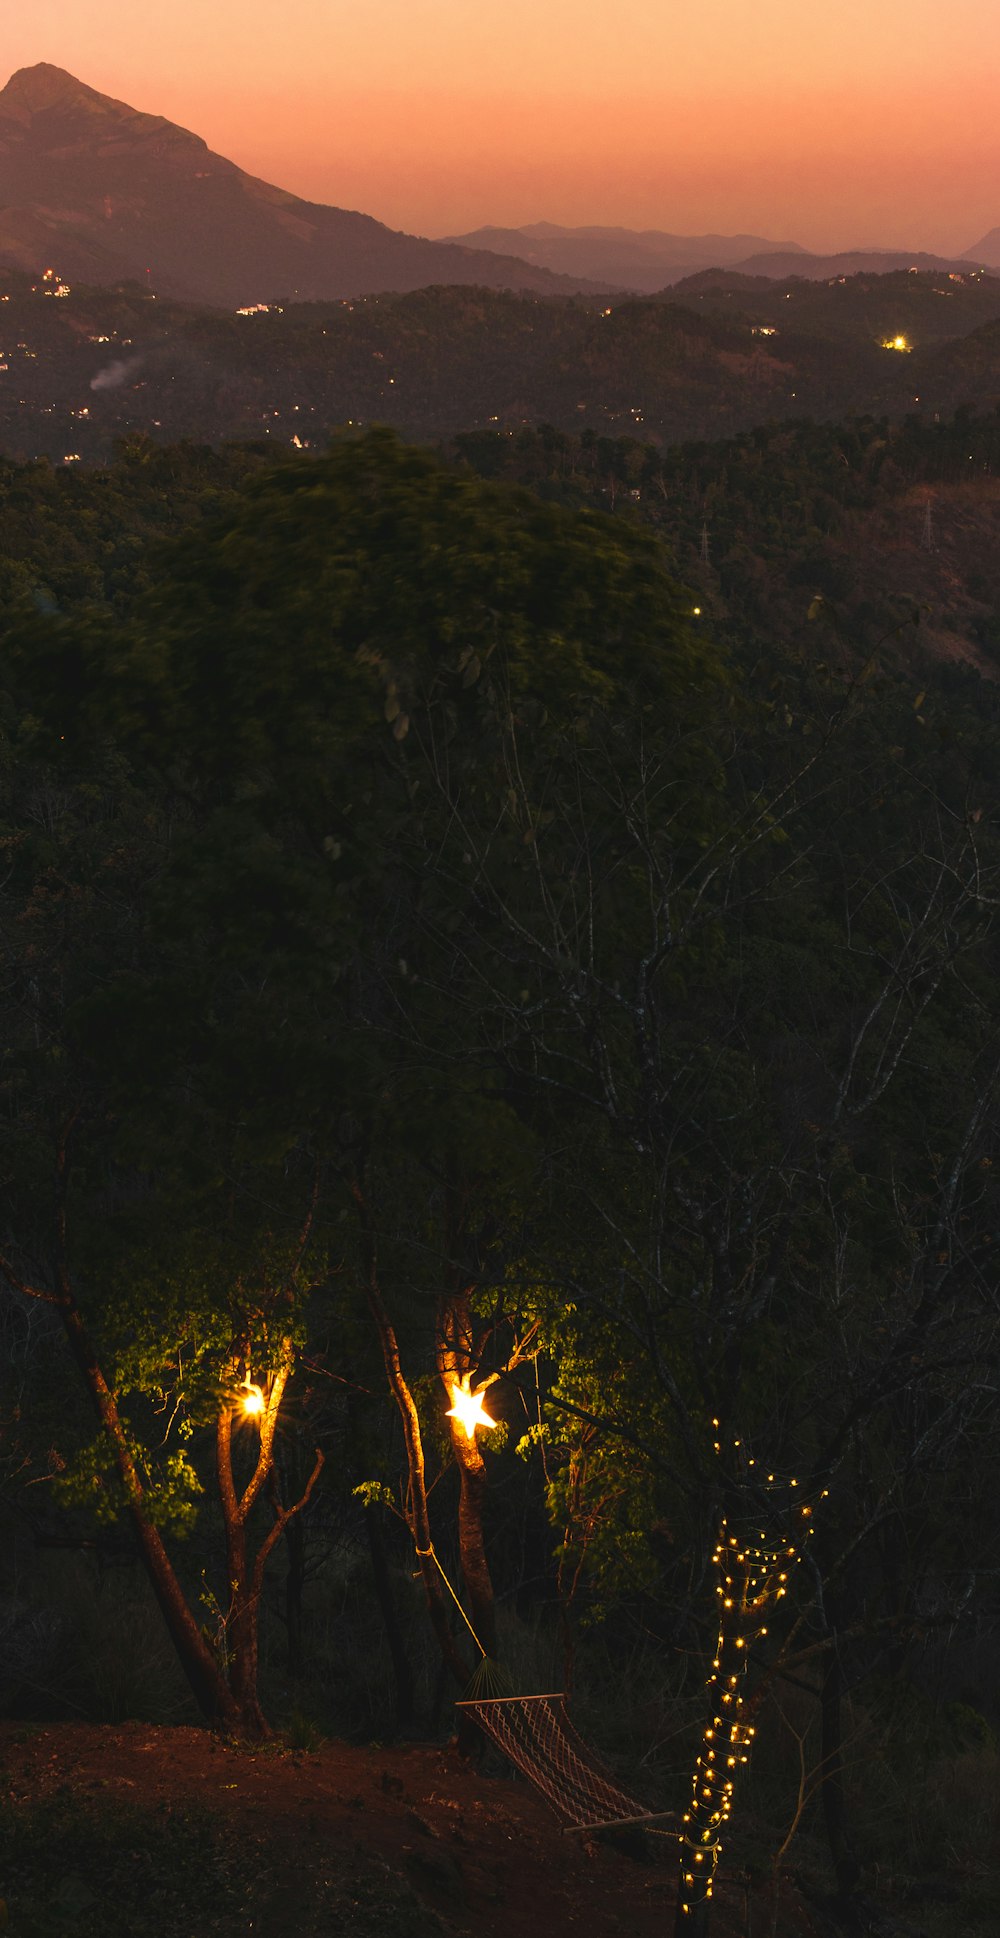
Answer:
[
  {"left": 669, "top": 265, "right": 1000, "bottom": 341},
  {"left": 453, "top": 410, "right": 1000, "bottom": 676},
  {"left": 3, "top": 406, "right": 997, "bottom": 676},
  {"left": 3, "top": 266, "right": 1000, "bottom": 464},
  {"left": 2, "top": 428, "right": 1000, "bottom": 1938}
]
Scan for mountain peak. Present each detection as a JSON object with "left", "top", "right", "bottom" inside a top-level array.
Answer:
[
  {"left": 0, "top": 64, "right": 605, "bottom": 306},
  {"left": 0, "top": 63, "right": 100, "bottom": 116}
]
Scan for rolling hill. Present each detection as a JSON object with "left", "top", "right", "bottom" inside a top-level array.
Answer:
[
  {"left": 667, "top": 267, "right": 1000, "bottom": 344},
  {"left": 732, "top": 248, "right": 983, "bottom": 281}
]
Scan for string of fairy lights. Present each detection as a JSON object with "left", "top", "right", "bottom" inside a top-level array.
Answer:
[{"left": 677, "top": 1423, "right": 826, "bottom": 1917}]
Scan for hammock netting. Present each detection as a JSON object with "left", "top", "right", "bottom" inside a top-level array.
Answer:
[{"left": 455, "top": 1688, "right": 673, "bottom": 1834}]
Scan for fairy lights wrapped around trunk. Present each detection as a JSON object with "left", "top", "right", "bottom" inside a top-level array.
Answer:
[{"left": 675, "top": 1433, "right": 823, "bottom": 1934}]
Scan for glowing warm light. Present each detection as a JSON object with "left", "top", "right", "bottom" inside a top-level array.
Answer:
[
  {"left": 242, "top": 1384, "right": 265, "bottom": 1416},
  {"left": 881, "top": 333, "right": 911, "bottom": 352},
  {"left": 678, "top": 1479, "right": 820, "bottom": 1920},
  {"left": 445, "top": 1382, "right": 496, "bottom": 1439}
]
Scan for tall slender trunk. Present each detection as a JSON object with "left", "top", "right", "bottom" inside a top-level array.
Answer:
[
  {"left": 351, "top": 1178, "right": 470, "bottom": 1686},
  {"left": 217, "top": 1406, "right": 268, "bottom": 1738},
  {"left": 438, "top": 1286, "right": 498, "bottom": 1659},
  {"left": 59, "top": 1301, "right": 239, "bottom": 1727},
  {"left": 214, "top": 1357, "right": 325, "bottom": 1740},
  {"left": 448, "top": 1421, "right": 498, "bottom": 1658}
]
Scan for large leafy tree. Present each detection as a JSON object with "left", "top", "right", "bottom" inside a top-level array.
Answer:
[{"left": 0, "top": 430, "right": 726, "bottom": 1724}]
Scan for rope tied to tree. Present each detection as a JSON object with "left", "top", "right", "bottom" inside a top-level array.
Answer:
[{"left": 413, "top": 1541, "right": 488, "bottom": 1657}]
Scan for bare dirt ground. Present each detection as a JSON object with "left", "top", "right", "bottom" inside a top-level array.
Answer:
[{"left": 0, "top": 1721, "right": 825, "bottom": 1938}]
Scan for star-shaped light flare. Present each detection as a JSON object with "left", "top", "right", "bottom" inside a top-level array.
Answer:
[{"left": 445, "top": 1382, "right": 496, "bottom": 1440}]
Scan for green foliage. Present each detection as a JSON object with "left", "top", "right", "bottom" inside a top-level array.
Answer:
[
  {"left": 53, "top": 1437, "right": 203, "bottom": 1534},
  {"left": 352, "top": 1481, "right": 397, "bottom": 1513}
]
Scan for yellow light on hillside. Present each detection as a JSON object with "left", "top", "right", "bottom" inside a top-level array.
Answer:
[
  {"left": 881, "top": 334, "right": 910, "bottom": 352},
  {"left": 445, "top": 1382, "right": 495, "bottom": 1440}
]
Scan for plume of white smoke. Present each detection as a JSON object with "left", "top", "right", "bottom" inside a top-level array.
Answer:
[{"left": 90, "top": 355, "right": 144, "bottom": 392}]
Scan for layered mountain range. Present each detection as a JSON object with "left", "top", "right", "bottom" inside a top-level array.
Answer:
[
  {"left": 442, "top": 226, "right": 999, "bottom": 290},
  {"left": 436, "top": 223, "right": 807, "bottom": 293},
  {"left": 2, "top": 64, "right": 996, "bottom": 308},
  {"left": 0, "top": 64, "right": 610, "bottom": 305}
]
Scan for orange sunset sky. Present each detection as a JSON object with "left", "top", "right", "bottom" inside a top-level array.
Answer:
[{"left": 6, "top": 0, "right": 1000, "bottom": 249}]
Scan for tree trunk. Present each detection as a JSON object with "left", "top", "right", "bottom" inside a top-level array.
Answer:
[
  {"left": 448, "top": 1423, "right": 498, "bottom": 1658},
  {"left": 227, "top": 1582, "right": 267, "bottom": 1737},
  {"left": 675, "top": 1895, "right": 711, "bottom": 1938},
  {"left": 352, "top": 1178, "right": 471, "bottom": 1686},
  {"left": 438, "top": 1285, "right": 498, "bottom": 1659},
  {"left": 59, "top": 1301, "right": 239, "bottom": 1727},
  {"left": 209, "top": 1337, "right": 323, "bottom": 1738},
  {"left": 217, "top": 1405, "right": 269, "bottom": 1739},
  {"left": 675, "top": 1509, "right": 790, "bottom": 1938}
]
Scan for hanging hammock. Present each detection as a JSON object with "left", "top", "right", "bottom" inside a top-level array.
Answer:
[
  {"left": 458, "top": 1684, "right": 675, "bottom": 1834},
  {"left": 418, "top": 1542, "right": 675, "bottom": 1836}
]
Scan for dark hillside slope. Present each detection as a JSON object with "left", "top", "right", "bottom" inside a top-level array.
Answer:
[
  {"left": 733, "top": 247, "right": 982, "bottom": 280},
  {"left": 669, "top": 268, "right": 1000, "bottom": 346},
  {"left": 452, "top": 412, "right": 1000, "bottom": 682},
  {"left": 0, "top": 274, "right": 924, "bottom": 463},
  {"left": 916, "top": 318, "right": 1000, "bottom": 412}
]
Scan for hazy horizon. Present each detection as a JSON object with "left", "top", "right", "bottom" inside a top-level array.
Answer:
[{"left": 4, "top": 1, "right": 999, "bottom": 253}]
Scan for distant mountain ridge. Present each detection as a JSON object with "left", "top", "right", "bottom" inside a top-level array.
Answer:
[
  {"left": 438, "top": 222, "right": 806, "bottom": 292},
  {"left": 733, "top": 248, "right": 986, "bottom": 280},
  {"left": 0, "top": 64, "right": 610, "bottom": 305},
  {"left": 439, "top": 227, "right": 988, "bottom": 292}
]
